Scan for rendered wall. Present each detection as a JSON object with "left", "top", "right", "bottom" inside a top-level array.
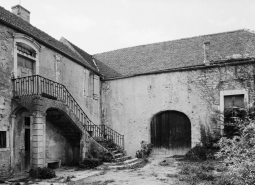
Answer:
[
  {"left": 0, "top": 23, "right": 14, "bottom": 178},
  {"left": 0, "top": 22, "right": 99, "bottom": 177},
  {"left": 45, "top": 120, "right": 74, "bottom": 165},
  {"left": 101, "top": 64, "right": 255, "bottom": 156},
  {"left": 39, "top": 41, "right": 100, "bottom": 125}
]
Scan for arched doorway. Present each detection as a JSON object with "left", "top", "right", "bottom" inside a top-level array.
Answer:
[
  {"left": 151, "top": 111, "right": 191, "bottom": 155},
  {"left": 12, "top": 107, "right": 32, "bottom": 172}
]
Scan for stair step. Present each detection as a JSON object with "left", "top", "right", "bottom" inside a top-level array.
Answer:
[
  {"left": 114, "top": 153, "right": 124, "bottom": 158},
  {"left": 107, "top": 160, "right": 142, "bottom": 169},
  {"left": 114, "top": 155, "right": 132, "bottom": 162},
  {"left": 123, "top": 158, "right": 138, "bottom": 164},
  {"left": 104, "top": 158, "right": 138, "bottom": 166}
]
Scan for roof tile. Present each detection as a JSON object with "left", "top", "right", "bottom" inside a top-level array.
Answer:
[{"left": 94, "top": 29, "right": 255, "bottom": 79}]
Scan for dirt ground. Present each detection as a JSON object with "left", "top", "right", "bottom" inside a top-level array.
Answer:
[{"left": 74, "top": 156, "right": 188, "bottom": 185}]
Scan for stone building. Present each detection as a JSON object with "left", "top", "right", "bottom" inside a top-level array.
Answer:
[{"left": 1, "top": 4, "right": 255, "bottom": 178}]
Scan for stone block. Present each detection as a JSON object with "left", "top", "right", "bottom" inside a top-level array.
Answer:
[
  {"left": 33, "top": 124, "right": 43, "bottom": 129},
  {"left": 33, "top": 118, "right": 44, "bottom": 124},
  {"left": 32, "top": 129, "right": 43, "bottom": 136},
  {"left": 32, "top": 147, "right": 43, "bottom": 153},
  {"left": 32, "top": 158, "right": 44, "bottom": 165},
  {"left": 32, "top": 141, "right": 43, "bottom": 147},
  {"left": 33, "top": 152, "right": 44, "bottom": 158}
]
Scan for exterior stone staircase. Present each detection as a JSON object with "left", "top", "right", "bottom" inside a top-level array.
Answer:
[
  {"left": 96, "top": 139, "right": 142, "bottom": 169},
  {"left": 12, "top": 75, "right": 126, "bottom": 165}
]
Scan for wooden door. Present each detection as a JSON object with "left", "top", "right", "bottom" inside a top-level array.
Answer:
[{"left": 151, "top": 111, "right": 191, "bottom": 155}]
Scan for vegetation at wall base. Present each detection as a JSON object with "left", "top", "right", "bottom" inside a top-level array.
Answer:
[
  {"left": 29, "top": 167, "right": 56, "bottom": 179},
  {"left": 79, "top": 158, "right": 103, "bottom": 169},
  {"left": 135, "top": 141, "right": 153, "bottom": 158},
  {"left": 181, "top": 107, "right": 255, "bottom": 185}
]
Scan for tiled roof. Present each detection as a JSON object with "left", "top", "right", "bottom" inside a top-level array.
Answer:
[
  {"left": 63, "top": 38, "right": 122, "bottom": 78},
  {"left": 67, "top": 41, "right": 97, "bottom": 70},
  {"left": 0, "top": 6, "right": 98, "bottom": 73},
  {"left": 94, "top": 29, "right": 255, "bottom": 79},
  {"left": 93, "top": 58, "right": 123, "bottom": 78}
]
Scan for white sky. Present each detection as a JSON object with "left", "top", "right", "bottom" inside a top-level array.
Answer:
[{"left": 1, "top": 0, "right": 255, "bottom": 54}]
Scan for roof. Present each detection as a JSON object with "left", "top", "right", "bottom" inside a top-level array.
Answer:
[
  {"left": 0, "top": 6, "right": 98, "bottom": 74},
  {"left": 94, "top": 29, "right": 255, "bottom": 79},
  {"left": 66, "top": 40, "right": 97, "bottom": 70},
  {"left": 62, "top": 38, "right": 122, "bottom": 78}
]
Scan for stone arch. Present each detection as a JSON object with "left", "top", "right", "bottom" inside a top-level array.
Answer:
[
  {"left": 13, "top": 33, "right": 41, "bottom": 78},
  {"left": 150, "top": 110, "right": 191, "bottom": 155},
  {"left": 45, "top": 107, "right": 82, "bottom": 165}
]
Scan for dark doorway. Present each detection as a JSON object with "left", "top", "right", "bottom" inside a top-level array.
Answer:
[
  {"left": 151, "top": 111, "right": 191, "bottom": 155},
  {"left": 24, "top": 117, "right": 30, "bottom": 170}
]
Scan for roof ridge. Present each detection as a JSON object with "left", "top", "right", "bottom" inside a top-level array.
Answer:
[
  {"left": 0, "top": 6, "right": 99, "bottom": 74},
  {"left": 94, "top": 29, "right": 253, "bottom": 55}
]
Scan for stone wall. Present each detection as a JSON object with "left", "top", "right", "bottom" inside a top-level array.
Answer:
[
  {"left": 45, "top": 120, "right": 74, "bottom": 165},
  {"left": 101, "top": 63, "right": 255, "bottom": 156},
  {"left": 0, "top": 21, "right": 100, "bottom": 177},
  {"left": 0, "top": 23, "right": 14, "bottom": 179}
]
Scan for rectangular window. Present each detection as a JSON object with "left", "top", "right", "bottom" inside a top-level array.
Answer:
[
  {"left": 89, "top": 73, "right": 94, "bottom": 97},
  {"left": 0, "top": 131, "right": 7, "bottom": 148},
  {"left": 25, "top": 117, "right": 30, "bottom": 126},
  {"left": 224, "top": 94, "right": 244, "bottom": 109},
  {"left": 93, "top": 75, "right": 100, "bottom": 100},
  {"left": 83, "top": 69, "right": 89, "bottom": 96}
]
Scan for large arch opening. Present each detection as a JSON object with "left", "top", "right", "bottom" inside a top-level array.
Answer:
[
  {"left": 150, "top": 110, "right": 191, "bottom": 155},
  {"left": 46, "top": 108, "right": 82, "bottom": 166}
]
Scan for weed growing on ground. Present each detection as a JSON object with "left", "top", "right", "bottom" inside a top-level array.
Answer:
[{"left": 135, "top": 141, "right": 153, "bottom": 158}]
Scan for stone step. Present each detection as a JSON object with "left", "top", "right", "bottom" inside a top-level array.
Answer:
[
  {"left": 104, "top": 158, "right": 138, "bottom": 166},
  {"left": 114, "top": 155, "right": 132, "bottom": 162},
  {"left": 114, "top": 153, "right": 124, "bottom": 158},
  {"left": 107, "top": 160, "right": 142, "bottom": 169},
  {"left": 112, "top": 150, "right": 119, "bottom": 153}
]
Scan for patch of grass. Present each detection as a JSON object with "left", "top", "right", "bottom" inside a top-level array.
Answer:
[{"left": 177, "top": 160, "right": 226, "bottom": 184}]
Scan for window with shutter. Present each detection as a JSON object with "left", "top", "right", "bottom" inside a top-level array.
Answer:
[
  {"left": 93, "top": 75, "right": 100, "bottom": 100},
  {"left": 83, "top": 69, "right": 89, "bottom": 97},
  {"left": 89, "top": 73, "right": 94, "bottom": 97}
]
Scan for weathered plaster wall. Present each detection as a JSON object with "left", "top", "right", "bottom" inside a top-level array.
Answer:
[
  {"left": 39, "top": 47, "right": 100, "bottom": 125},
  {"left": 45, "top": 120, "right": 74, "bottom": 165},
  {"left": 0, "top": 23, "right": 14, "bottom": 178},
  {"left": 101, "top": 64, "right": 255, "bottom": 156},
  {"left": 13, "top": 109, "right": 27, "bottom": 173},
  {"left": 0, "top": 21, "right": 99, "bottom": 177}
]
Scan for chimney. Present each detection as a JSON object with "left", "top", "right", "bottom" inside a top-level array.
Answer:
[
  {"left": 11, "top": 5, "right": 30, "bottom": 23},
  {"left": 203, "top": 41, "right": 210, "bottom": 66}
]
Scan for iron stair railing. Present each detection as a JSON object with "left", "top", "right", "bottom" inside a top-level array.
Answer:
[{"left": 12, "top": 75, "right": 124, "bottom": 150}]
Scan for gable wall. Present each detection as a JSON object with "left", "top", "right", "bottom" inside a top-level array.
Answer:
[{"left": 101, "top": 63, "right": 255, "bottom": 156}]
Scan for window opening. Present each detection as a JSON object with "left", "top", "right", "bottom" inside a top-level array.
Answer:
[
  {"left": 224, "top": 94, "right": 245, "bottom": 137},
  {"left": 0, "top": 131, "right": 7, "bottom": 148}
]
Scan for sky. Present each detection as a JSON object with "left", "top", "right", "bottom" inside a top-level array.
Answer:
[{"left": 1, "top": 0, "right": 255, "bottom": 54}]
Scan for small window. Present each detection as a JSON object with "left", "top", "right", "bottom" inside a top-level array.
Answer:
[
  {"left": 25, "top": 117, "right": 30, "bottom": 126},
  {"left": 89, "top": 73, "right": 94, "bottom": 97},
  {"left": 0, "top": 131, "right": 7, "bottom": 148},
  {"left": 83, "top": 69, "right": 89, "bottom": 96},
  {"left": 93, "top": 75, "right": 100, "bottom": 100}
]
